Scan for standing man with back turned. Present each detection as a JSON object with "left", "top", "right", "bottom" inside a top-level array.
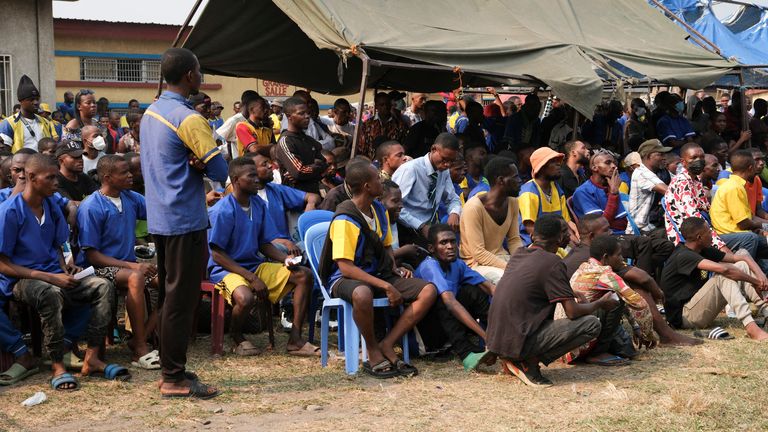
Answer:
[{"left": 140, "top": 48, "right": 228, "bottom": 399}]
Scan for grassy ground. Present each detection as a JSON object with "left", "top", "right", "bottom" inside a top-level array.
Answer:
[{"left": 1, "top": 316, "right": 768, "bottom": 432}]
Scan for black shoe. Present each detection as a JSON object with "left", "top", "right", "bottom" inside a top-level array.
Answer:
[{"left": 501, "top": 359, "right": 553, "bottom": 388}]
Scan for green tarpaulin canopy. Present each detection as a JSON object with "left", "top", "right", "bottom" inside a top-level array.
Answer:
[{"left": 184, "top": 0, "right": 738, "bottom": 117}]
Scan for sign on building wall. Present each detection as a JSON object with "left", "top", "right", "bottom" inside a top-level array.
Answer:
[{"left": 262, "top": 80, "right": 290, "bottom": 97}]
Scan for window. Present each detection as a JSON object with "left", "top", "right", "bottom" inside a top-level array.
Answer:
[
  {"left": 0, "top": 55, "right": 11, "bottom": 117},
  {"left": 80, "top": 57, "right": 161, "bottom": 83}
]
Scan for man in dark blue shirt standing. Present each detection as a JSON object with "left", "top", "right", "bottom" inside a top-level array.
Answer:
[{"left": 141, "top": 48, "right": 228, "bottom": 399}]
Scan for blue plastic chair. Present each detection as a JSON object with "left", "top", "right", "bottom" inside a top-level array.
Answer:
[
  {"left": 305, "top": 222, "right": 410, "bottom": 375},
  {"left": 619, "top": 192, "right": 641, "bottom": 236},
  {"left": 297, "top": 210, "right": 335, "bottom": 343},
  {"left": 298, "top": 210, "right": 334, "bottom": 242}
]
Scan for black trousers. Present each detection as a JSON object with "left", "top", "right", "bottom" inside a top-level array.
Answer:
[
  {"left": 591, "top": 304, "right": 625, "bottom": 355},
  {"left": 517, "top": 316, "right": 601, "bottom": 365},
  {"left": 617, "top": 229, "right": 674, "bottom": 278},
  {"left": 396, "top": 221, "right": 429, "bottom": 249},
  {"left": 435, "top": 284, "right": 490, "bottom": 360},
  {"left": 155, "top": 229, "right": 207, "bottom": 383}
]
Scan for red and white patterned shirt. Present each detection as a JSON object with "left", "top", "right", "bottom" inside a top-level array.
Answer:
[{"left": 664, "top": 167, "right": 724, "bottom": 249}]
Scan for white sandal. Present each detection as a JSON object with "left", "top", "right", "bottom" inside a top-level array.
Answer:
[{"left": 131, "top": 350, "right": 161, "bottom": 370}]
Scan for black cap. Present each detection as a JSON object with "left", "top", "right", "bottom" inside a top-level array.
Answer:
[
  {"left": 17, "top": 75, "right": 40, "bottom": 101},
  {"left": 388, "top": 90, "right": 406, "bottom": 101},
  {"left": 55, "top": 140, "right": 84, "bottom": 159},
  {"left": 189, "top": 92, "right": 210, "bottom": 107}
]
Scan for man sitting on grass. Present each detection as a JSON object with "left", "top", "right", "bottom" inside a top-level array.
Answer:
[
  {"left": 564, "top": 214, "right": 701, "bottom": 346},
  {"left": 208, "top": 157, "right": 318, "bottom": 356},
  {"left": 486, "top": 214, "right": 618, "bottom": 387},
  {"left": 319, "top": 159, "right": 437, "bottom": 378},
  {"left": 661, "top": 217, "right": 768, "bottom": 340},
  {"left": 565, "top": 234, "right": 658, "bottom": 363},
  {"left": 0, "top": 154, "right": 127, "bottom": 390},
  {"left": 414, "top": 224, "right": 495, "bottom": 371},
  {"left": 77, "top": 155, "right": 160, "bottom": 369}
]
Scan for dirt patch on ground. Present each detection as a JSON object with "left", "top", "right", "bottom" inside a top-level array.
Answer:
[{"left": 2, "top": 319, "right": 768, "bottom": 431}]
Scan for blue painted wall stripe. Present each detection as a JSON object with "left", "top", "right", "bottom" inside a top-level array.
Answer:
[{"left": 55, "top": 50, "right": 161, "bottom": 60}]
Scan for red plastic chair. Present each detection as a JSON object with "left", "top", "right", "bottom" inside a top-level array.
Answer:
[{"left": 200, "top": 281, "right": 226, "bottom": 355}]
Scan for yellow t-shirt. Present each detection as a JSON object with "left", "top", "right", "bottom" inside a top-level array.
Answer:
[
  {"left": 270, "top": 113, "right": 282, "bottom": 140},
  {"left": 619, "top": 181, "right": 629, "bottom": 195},
  {"left": 448, "top": 111, "right": 460, "bottom": 132},
  {"left": 235, "top": 121, "right": 274, "bottom": 155},
  {"left": 711, "top": 174, "right": 752, "bottom": 234}
]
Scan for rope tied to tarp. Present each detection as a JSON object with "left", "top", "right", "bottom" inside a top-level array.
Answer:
[
  {"left": 336, "top": 45, "right": 363, "bottom": 85},
  {"left": 453, "top": 67, "right": 464, "bottom": 98}
]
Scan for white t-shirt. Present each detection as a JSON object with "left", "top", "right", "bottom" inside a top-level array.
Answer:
[
  {"left": 106, "top": 194, "right": 123, "bottom": 212},
  {"left": 0, "top": 116, "right": 43, "bottom": 150},
  {"left": 257, "top": 188, "right": 269, "bottom": 204},
  {"left": 82, "top": 152, "right": 104, "bottom": 174},
  {"left": 627, "top": 163, "right": 664, "bottom": 233}
]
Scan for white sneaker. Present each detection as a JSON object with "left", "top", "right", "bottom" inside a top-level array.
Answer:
[{"left": 281, "top": 311, "right": 293, "bottom": 330}]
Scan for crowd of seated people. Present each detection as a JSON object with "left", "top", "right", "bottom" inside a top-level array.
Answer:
[{"left": 3, "top": 67, "right": 768, "bottom": 394}]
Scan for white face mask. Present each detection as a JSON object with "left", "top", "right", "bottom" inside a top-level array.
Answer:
[{"left": 91, "top": 135, "right": 106, "bottom": 151}]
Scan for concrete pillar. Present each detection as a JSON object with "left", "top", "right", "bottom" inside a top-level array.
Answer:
[{"left": 0, "top": 0, "right": 56, "bottom": 115}]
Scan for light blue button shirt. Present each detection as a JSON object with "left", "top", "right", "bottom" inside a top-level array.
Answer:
[{"left": 392, "top": 155, "right": 461, "bottom": 229}]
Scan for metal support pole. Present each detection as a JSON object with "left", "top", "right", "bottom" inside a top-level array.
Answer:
[
  {"left": 739, "top": 68, "right": 750, "bottom": 146},
  {"left": 649, "top": 0, "right": 722, "bottom": 56},
  {"left": 155, "top": 0, "right": 204, "bottom": 99},
  {"left": 351, "top": 53, "right": 370, "bottom": 157},
  {"left": 572, "top": 111, "right": 580, "bottom": 138}
]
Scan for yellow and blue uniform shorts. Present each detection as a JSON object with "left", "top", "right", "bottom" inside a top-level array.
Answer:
[{"left": 216, "top": 262, "right": 293, "bottom": 305}]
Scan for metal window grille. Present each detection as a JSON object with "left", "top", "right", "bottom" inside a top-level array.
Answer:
[
  {"left": 0, "top": 55, "right": 12, "bottom": 117},
  {"left": 80, "top": 57, "right": 161, "bottom": 83}
]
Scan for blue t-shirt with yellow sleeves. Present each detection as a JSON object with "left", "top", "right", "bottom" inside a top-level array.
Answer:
[
  {"left": 517, "top": 179, "right": 570, "bottom": 245},
  {"left": 328, "top": 200, "right": 392, "bottom": 288},
  {"left": 140, "top": 90, "right": 227, "bottom": 236},
  {"left": 207, "top": 194, "right": 279, "bottom": 283}
]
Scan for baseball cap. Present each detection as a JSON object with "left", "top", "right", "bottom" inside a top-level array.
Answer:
[
  {"left": 530, "top": 147, "right": 564, "bottom": 177},
  {"left": 638, "top": 139, "right": 672, "bottom": 158},
  {"left": 55, "top": 140, "right": 84, "bottom": 159},
  {"left": 270, "top": 99, "right": 283, "bottom": 108},
  {"left": 622, "top": 152, "right": 642, "bottom": 168},
  {"left": 39, "top": 103, "right": 52, "bottom": 114}
]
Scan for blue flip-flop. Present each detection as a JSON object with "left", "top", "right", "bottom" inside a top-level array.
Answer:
[
  {"left": 586, "top": 355, "right": 630, "bottom": 366},
  {"left": 88, "top": 364, "right": 132, "bottom": 381},
  {"left": 51, "top": 372, "right": 80, "bottom": 391}
]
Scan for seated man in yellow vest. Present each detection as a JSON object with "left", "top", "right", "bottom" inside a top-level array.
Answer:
[{"left": 0, "top": 75, "right": 58, "bottom": 153}]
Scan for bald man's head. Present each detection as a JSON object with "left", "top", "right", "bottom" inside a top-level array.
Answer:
[{"left": 577, "top": 213, "right": 611, "bottom": 241}]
